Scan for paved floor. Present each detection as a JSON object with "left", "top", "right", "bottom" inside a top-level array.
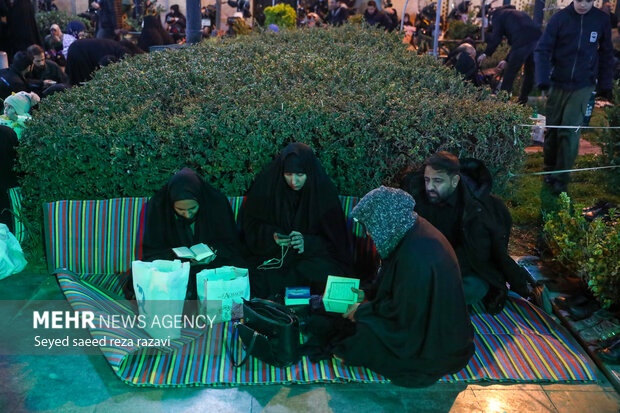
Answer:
[{"left": 1, "top": 270, "right": 619, "bottom": 412}]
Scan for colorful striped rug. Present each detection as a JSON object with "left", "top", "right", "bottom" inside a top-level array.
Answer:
[{"left": 56, "top": 270, "right": 596, "bottom": 387}]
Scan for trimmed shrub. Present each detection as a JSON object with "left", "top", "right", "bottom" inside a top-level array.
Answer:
[
  {"left": 603, "top": 85, "right": 620, "bottom": 193},
  {"left": 263, "top": 3, "right": 297, "bottom": 29},
  {"left": 543, "top": 194, "right": 620, "bottom": 308},
  {"left": 19, "top": 26, "right": 530, "bottom": 245}
]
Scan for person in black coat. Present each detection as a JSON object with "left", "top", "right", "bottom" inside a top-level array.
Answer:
[
  {"left": 3, "top": 0, "right": 42, "bottom": 61},
  {"left": 0, "top": 125, "right": 18, "bottom": 233},
  {"left": 129, "top": 168, "right": 247, "bottom": 302},
  {"left": 66, "top": 38, "right": 140, "bottom": 85},
  {"left": 363, "top": 1, "right": 391, "bottom": 30},
  {"left": 478, "top": 5, "right": 541, "bottom": 105},
  {"left": 401, "top": 151, "right": 530, "bottom": 314},
  {"left": 242, "top": 142, "right": 353, "bottom": 298},
  {"left": 25, "top": 44, "right": 70, "bottom": 95},
  {"left": 165, "top": 4, "right": 186, "bottom": 42},
  {"left": 138, "top": 15, "right": 175, "bottom": 52},
  {"left": 0, "top": 52, "right": 33, "bottom": 100},
  {"left": 307, "top": 186, "right": 474, "bottom": 387},
  {"left": 534, "top": 1, "right": 614, "bottom": 195},
  {"left": 91, "top": 0, "right": 118, "bottom": 39},
  {"left": 326, "top": 0, "right": 350, "bottom": 26}
]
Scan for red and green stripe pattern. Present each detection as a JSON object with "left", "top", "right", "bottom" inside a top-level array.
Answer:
[{"left": 56, "top": 270, "right": 595, "bottom": 387}]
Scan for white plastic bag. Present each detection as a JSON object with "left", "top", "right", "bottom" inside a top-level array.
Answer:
[
  {"left": 0, "top": 223, "right": 27, "bottom": 280},
  {"left": 196, "top": 266, "right": 249, "bottom": 324},
  {"left": 132, "top": 259, "right": 190, "bottom": 340}
]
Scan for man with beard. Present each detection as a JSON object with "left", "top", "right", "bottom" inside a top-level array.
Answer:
[
  {"left": 25, "top": 44, "right": 69, "bottom": 94},
  {"left": 401, "top": 151, "right": 530, "bottom": 314}
]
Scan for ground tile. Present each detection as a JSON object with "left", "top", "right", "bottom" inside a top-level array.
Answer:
[
  {"left": 542, "top": 383, "right": 615, "bottom": 392},
  {"left": 545, "top": 390, "right": 620, "bottom": 413},
  {"left": 250, "top": 386, "right": 331, "bottom": 413},
  {"left": 472, "top": 389, "right": 558, "bottom": 413},
  {"left": 402, "top": 389, "right": 482, "bottom": 413},
  {"left": 326, "top": 385, "right": 404, "bottom": 413}
]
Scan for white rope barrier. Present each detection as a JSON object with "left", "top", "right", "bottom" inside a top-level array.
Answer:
[
  {"left": 508, "top": 165, "right": 620, "bottom": 178},
  {"left": 516, "top": 124, "right": 620, "bottom": 130}
]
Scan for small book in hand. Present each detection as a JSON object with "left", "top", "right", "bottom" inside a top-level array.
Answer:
[
  {"left": 322, "top": 275, "right": 360, "bottom": 313},
  {"left": 172, "top": 243, "right": 214, "bottom": 261}
]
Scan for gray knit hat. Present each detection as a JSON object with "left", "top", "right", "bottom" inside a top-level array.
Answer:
[{"left": 351, "top": 186, "right": 417, "bottom": 258}]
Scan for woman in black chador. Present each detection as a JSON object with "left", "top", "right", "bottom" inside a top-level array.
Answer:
[
  {"left": 306, "top": 187, "right": 474, "bottom": 387},
  {"left": 242, "top": 143, "right": 353, "bottom": 298},
  {"left": 138, "top": 15, "right": 174, "bottom": 52},
  {"left": 136, "top": 168, "right": 246, "bottom": 300}
]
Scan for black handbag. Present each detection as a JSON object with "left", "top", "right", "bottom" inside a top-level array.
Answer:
[{"left": 228, "top": 298, "right": 301, "bottom": 368}]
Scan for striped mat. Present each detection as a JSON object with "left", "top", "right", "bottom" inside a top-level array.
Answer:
[{"left": 56, "top": 270, "right": 596, "bottom": 387}]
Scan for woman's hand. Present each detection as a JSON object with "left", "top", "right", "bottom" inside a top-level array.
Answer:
[
  {"left": 191, "top": 253, "right": 217, "bottom": 266},
  {"left": 351, "top": 287, "right": 365, "bottom": 303},
  {"left": 273, "top": 232, "right": 292, "bottom": 247},
  {"left": 290, "top": 231, "right": 304, "bottom": 254},
  {"left": 343, "top": 302, "right": 360, "bottom": 321}
]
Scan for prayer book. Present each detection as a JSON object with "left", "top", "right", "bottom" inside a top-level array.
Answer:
[
  {"left": 284, "top": 287, "right": 311, "bottom": 306},
  {"left": 322, "top": 275, "right": 359, "bottom": 313},
  {"left": 172, "top": 243, "right": 214, "bottom": 261}
]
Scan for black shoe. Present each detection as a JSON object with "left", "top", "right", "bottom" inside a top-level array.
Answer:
[
  {"left": 567, "top": 300, "right": 600, "bottom": 321},
  {"left": 551, "top": 180, "right": 568, "bottom": 196},
  {"left": 597, "top": 338, "right": 620, "bottom": 364},
  {"left": 554, "top": 294, "right": 589, "bottom": 311},
  {"left": 543, "top": 175, "right": 555, "bottom": 185}
]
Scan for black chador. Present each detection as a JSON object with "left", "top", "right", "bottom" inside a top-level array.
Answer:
[
  {"left": 242, "top": 143, "right": 353, "bottom": 297},
  {"left": 307, "top": 187, "right": 474, "bottom": 387},
  {"left": 142, "top": 167, "right": 246, "bottom": 267}
]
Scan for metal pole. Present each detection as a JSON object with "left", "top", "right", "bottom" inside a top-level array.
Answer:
[
  {"left": 480, "top": 0, "right": 486, "bottom": 42},
  {"left": 400, "top": 0, "right": 410, "bottom": 32},
  {"left": 186, "top": 0, "right": 202, "bottom": 44},
  {"left": 432, "top": 0, "right": 442, "bottom": 58},
  {"left": 533, "top": 0, "right": 544, "bottom": 28},
  {"left": 216, "top": 0, "right": 222, "bottom": 30}
]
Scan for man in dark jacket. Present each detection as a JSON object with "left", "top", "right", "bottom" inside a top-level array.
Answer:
[
  {"left": 326, "top": 0, "right": 350, "bottom": 26},
  {"left": 534, "top": 0, "right": 614, "bottom": 195},
  {"left": 477, "top": 5, "right": 541, "bottom": 105},
  {"left": 0, "top": 52, "right": 33, "bottom": 100},
  {"left": 363, "top": 1, "right": 391, "bottom": 30},
  {"left": 25, "top": 44, "right": 69, "bottom": 94},
  {"left": 401, "top": 151, "right": 530, "bottom": 314}
]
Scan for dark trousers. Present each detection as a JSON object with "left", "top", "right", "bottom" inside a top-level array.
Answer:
[
  {"left": 544, "top": 85, "right": 595, "bottom": 185},
  {"left": 501, "top": 42, "right": 537, "bottom": 105}
]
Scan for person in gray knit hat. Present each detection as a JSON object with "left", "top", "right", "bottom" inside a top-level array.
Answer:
[{"left": 311, "top": 186, "right": 474, "bottom": 387}]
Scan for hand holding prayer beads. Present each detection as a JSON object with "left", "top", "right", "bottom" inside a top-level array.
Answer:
[{"left": 290, "top": 231, "right": 304, "bottom": 254}]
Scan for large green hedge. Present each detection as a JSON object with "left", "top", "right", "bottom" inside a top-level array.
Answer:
[{"left": 19, "top": 25, "right": 530, "bottom": 242}]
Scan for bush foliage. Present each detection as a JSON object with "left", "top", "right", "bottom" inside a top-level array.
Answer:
[
  {"left": 263, "top": 3, "right": 297, "bottom": 29},
  {"left": 19, "top": 26, "right": 530, "bottom": 242},
  {"left": 603, "top": 85, "right": 620, "bottom": 192},
  {"left": 543, "top": 194, "right": 620, "bottom": 308}
]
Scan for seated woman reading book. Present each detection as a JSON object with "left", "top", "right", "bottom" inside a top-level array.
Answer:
[
  {"left": 242, "top": 142, "right": 353, "bottom": 298},
  {"left": 127, "top": 168, "right": 246, "bottom": 300}
]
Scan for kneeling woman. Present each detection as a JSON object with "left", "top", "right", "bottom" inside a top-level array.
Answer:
[
  {"left": 311, "top": 187, "right": 474, "bottom": 387},
  {"left": 138, "top": 168, "right": 246, "bottom": 299},
  {"left": 243, "top": 143, "right": 353, "bottom": 298}
]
